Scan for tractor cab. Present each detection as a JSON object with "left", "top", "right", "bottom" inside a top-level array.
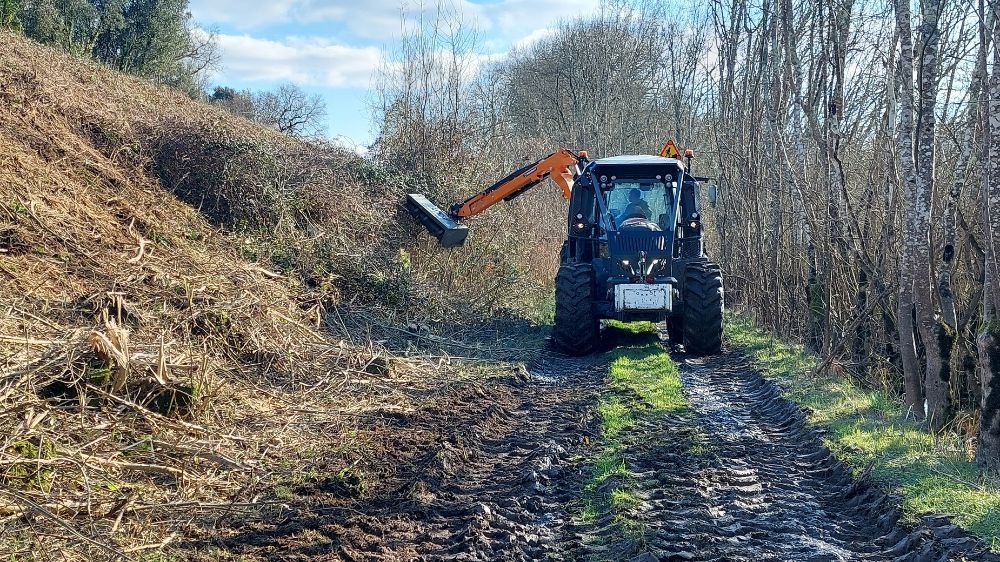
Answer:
[
  {"left": 590, "top": 155, "right": 685, "bottom": 232},
  {"left": 565, "top": 155, "right": 687, "bottom": 261}
]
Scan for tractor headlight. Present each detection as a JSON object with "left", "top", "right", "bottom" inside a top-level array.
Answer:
[{"left": 619, "top": 259, "right": 634, "bottom": 274}]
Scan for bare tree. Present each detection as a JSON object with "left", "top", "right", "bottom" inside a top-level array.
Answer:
[
  {"left": 254, "top": 84, "right": 327, "bottom": 137},
  {"left": 895, "top": 0, "right": 926, "bottom": 418},
  {"left": 211, "top": 84, "right": 327, "bottom": 138},
  {"left": 913, "top": 0, "right": 950, "bottom": 429},
  {"left": 976, "top": 0, "right": 1000, "bottom": 469}
]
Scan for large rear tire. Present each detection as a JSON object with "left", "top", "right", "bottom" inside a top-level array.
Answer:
[
  {"left": 683, "top": 260, "right": 723, "bottom": 356},
  {"left": 553, "top": 262, "right": 599, "bottom": 355}
]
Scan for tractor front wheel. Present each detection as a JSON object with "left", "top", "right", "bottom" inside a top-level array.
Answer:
[
  {"left": 682, "top": 260, "right": 724, "bottom": 356},
  {"left": 553, "top": 262, "right": 600, "bottom": 355}
]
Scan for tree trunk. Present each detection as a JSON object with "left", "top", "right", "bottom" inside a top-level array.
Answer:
[
  {"left": 914, "top": 0, "right": 950, "bottom": 430},
  {"left": 894, "top": 0, "right": 924, "bottom": 417},
  {"left": 976, "top": 0, "right": 1000, "bottom": 469}
]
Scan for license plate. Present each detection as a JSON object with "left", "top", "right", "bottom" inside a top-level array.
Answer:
[{"left": 614, "top": 284, "right": 671, "bottom": 311}]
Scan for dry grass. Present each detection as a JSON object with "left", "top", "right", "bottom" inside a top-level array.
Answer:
[
  {"left": 0, "top": 32, "right": 531, "bottom": 559},
  {"left": 0, "top": 30, "right": 567, "bottom": 559}
]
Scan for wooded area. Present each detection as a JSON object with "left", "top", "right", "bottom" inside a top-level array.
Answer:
[{"left": 373, "top": 0, "right": 1000, "bottom": 469}]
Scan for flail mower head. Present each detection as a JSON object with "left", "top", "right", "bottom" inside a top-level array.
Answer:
[{"left": 405, "top": 193, "right": 469, "bottom": 248}]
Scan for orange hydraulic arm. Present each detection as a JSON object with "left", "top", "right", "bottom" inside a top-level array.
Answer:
[
  {"left": 406, "top": 148, "right": 586, "bottom": 248},
  {"left": 448, "top": 149, "right": 585, "bottom": 218}
]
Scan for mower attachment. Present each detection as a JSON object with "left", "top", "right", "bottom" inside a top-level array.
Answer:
[{"left": 406, "top": 194, "right": 469, "bottom": 248}]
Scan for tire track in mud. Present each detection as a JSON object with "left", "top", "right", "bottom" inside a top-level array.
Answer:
[
  {"left": 391, "top": 353, "right": 607, "bottom": 561},
  {"left": 199, "top": 352, "right": 607, "bottom": 561},
  {"left": 565, "top": 348, "right": 999, "bottom": 562},
  {"left": 196, "top": 339, "right": 998, "bottom": 561}
]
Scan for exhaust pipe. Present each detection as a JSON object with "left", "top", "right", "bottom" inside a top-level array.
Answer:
[{"left": 405, "top": 194, "right": 469, "bottom": 248}]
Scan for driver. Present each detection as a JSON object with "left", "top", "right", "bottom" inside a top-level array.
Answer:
[{"left": 619, "top": 188, "right": 651, "bottom": 222}]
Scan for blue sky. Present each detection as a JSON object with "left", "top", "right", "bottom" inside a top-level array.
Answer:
[{"left": 188, "top": 0, "right": 601, "bottom": 148}]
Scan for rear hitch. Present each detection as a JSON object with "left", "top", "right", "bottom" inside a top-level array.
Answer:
[{"left": 405, "top": 193, "right": 469, "bottom": 248}]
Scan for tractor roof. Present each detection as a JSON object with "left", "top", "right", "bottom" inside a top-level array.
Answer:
[{"left": 591, "top": 155, "right": 685, "bottom": 170}]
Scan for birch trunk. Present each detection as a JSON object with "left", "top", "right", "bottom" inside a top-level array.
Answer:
[
  {"left": 894, "top": 0, "right": 924, "bottom": 417},
  {"left": 915, "top": 0, "right": 950, "bottom": 430}
]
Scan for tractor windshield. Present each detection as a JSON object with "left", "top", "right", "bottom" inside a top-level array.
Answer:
[{"left": 605, "top": 180, "right": 674, "bottom": 230}]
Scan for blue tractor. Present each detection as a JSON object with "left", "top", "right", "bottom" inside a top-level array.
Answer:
[{"left": 406, "top": 146, "right": 723, "bottom": 356}]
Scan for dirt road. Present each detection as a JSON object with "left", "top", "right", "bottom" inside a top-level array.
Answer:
[{"left": 200, "top": 337, "right": 998, "bottom": 561}]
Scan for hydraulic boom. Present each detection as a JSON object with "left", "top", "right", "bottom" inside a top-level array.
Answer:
[{"left": 406, "top": 149, "right": 585, "bottom": 247}]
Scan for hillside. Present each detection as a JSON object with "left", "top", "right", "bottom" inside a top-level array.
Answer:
[{"left": 0, "top": 31, "right": 508, "bottom": 557}]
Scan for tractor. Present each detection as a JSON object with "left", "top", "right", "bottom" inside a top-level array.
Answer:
[{"left": 406, "top": 144, "right": 723, "bottom": 356}]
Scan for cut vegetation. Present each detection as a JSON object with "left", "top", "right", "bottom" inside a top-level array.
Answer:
[{"left": 0, "top": 31, "right": 554, "bottom": 558}]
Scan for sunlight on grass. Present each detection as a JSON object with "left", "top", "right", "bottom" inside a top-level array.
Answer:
[
  {"left": 578, "top": 320, "right": 687, "bottom": 542},
  {"left": 726, "top": 312, "right": 1000, "bottom": 547},
  {"left": 596, "top": 397, "right": 635, "bottom": 440}
]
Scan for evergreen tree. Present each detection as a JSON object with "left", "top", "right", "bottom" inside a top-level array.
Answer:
[
  {"left": 17, "top": 0, "right": 216, "bottom": 95},
  {"left": 0, "top": 0, "right": 22, "bottom": 31}
]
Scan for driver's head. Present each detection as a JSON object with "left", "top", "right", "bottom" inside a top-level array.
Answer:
[
  {"left": 625, "top": 203, "right": 648, "bottom": 219},
  {"left": 628, "top": 188, "right": 642, "bottom": 202}
]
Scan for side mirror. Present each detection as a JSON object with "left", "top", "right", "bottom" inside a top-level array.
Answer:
[{"left": 707, "top": 183, "right": 719, "bottom": 208}]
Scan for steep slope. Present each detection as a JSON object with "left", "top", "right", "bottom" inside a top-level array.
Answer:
[
  {"left": 0, "top": 32, "right": 392, "bottom": 557},
  {"left": 0, "top": 30, "right": 560, "bottom": 560}
]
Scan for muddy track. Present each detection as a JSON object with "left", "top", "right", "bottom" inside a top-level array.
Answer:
[
  {"left": 196, "top": 341, "right": 998, "bottom": 561},
  {"left": 197, "top": 352, "right": 607, "bottom": 561},
  {"left": 564, "top": 348, "right": 999, "bottom": 562}
]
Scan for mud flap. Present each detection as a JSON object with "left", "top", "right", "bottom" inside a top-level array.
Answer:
[{"left": 406, "top": 194, "right": 469, "bottom": 248}]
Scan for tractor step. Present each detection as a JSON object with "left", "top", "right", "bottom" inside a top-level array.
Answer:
[{"left": 406, "top": 194, "right": 469, "bottom": 248}]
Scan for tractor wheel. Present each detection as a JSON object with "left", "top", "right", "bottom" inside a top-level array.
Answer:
[
  {"left": 667, "top": 315, "right": 684, "bottom": 343},
  {"left": 682, "top": 260, "right": 723, "bottom": 356},
  {"left": 553, "top": 262, "right": 599, "bottom": 355}
]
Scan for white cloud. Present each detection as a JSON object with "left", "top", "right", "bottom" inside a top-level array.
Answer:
[
  {"left": 215, "top": 34, "right": 382, "bottom": 87},
  {"left": 190, "top": 0, "right": 300, "bottom": 29},
  {"left": 512, "top": 27, "right": 557, "bottom": 50},
  {"left": 472, "top": 0, "right": 598, "bottom": 36},
  {"left": 190, "top": 0, "right": 421, "bottom": 36},
  {"left": 192, "top": 1, "right": 604, "bottom": 92},
  {"left": 189, "top": 0, "right": 601, "bottom": 40}
]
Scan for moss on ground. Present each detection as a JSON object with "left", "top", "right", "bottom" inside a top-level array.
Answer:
[
  {"left": 726, "top": 313, "right": 1000, "bottom": 548},
  {"left": 579, "top": 321, "right": 687, "bottom": 543}
]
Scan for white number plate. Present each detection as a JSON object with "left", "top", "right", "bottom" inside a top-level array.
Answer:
[{"left": 614, "top": 284, "right": 672, "bottom": 311}]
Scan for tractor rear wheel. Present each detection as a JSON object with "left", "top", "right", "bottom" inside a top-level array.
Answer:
[
  {"left": 682, "top": 260, "right": 723, "bottom": 356},
  {"left": 553, "top": 262, "right": 599, "bottom": 355}
]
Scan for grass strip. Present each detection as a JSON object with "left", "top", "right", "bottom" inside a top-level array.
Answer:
[
  {"left": 579, "top": 321, "right": 687, "bottom": 540},
  {"left": 726, "top": 313, "right": 1000, "bottom": 548}
]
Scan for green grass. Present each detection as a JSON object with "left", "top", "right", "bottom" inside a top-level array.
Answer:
[
  {"left": 579, "top": 321, "right": 688, "bottom": 543},
  {"left": 726, "top": 313, "right": 1000, "bottom": 548}
]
